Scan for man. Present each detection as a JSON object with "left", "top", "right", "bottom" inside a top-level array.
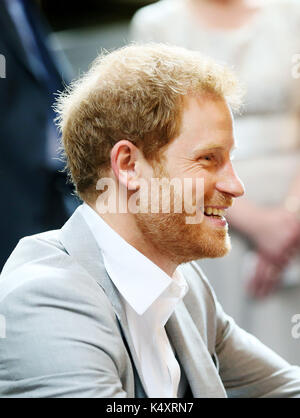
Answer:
[
  {"left": 0, "top": 44, "right": 300, "bottom": 398},
  {"left": 0, "top": 0, "right": 77, "bottom": 270}
]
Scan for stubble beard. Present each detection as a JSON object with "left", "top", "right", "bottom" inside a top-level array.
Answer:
[{"left": 134, "top": 163, "right": 231, "bottom": 266}]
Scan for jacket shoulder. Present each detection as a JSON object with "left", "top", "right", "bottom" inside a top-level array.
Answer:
[
  {"left": 0, "top": 230, "right": 113, "bottom": 315},
  {"left": 0, "top": 232, "right": 129, "bottom": 398}
]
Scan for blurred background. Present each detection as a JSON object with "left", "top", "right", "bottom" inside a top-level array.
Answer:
[{"left": 41, "top": 0, "right": 156, "bottom": 74}]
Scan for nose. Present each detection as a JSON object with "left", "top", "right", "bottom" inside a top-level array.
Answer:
[{"left": 216, "top": 161, "right": 245, "bottom": 198}]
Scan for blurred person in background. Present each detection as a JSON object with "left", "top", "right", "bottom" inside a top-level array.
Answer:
[
  {"left": 131, "top": 0, "right": 300, "bottom": 364},
  {"left": 0, "top": 0, "right": 78, "bottom": 270}
]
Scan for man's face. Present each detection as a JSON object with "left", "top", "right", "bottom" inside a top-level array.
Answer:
[{"left": 135, "top": 94, "right": 244, "bottom": 265}]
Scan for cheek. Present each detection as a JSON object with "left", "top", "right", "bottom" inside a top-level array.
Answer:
[
  {"left": 201, "top": 175, "right": 216, "bottom": 197},
  {"left": 191, "top": 174, "right": 214, "bottom": 200}
]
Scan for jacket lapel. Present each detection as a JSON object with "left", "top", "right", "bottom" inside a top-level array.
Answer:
[
  {"left": 166, "top": 300, "right": 227, "bottom": 398},
  {"left": 59, "top": 208, "right": 148, "bottom": 397}
]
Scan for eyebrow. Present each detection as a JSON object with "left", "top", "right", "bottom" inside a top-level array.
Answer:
[{"left": 191, "top": 143, "right": 237, "bottom": 156}]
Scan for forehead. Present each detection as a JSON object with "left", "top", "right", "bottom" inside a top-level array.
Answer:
[{"left": 168, "top": 94, "right": 234, "bottom": 156}]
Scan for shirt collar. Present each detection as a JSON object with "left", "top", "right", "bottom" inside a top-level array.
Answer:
[{"left": 79, "top": 203, "right": 184, "bottom": 315}]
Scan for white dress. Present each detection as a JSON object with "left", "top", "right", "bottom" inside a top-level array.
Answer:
[{"left": 131, "top": 0, "right": 300, "bottom": 364}]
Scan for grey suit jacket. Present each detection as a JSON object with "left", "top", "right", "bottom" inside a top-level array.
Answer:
[{"left": 1, "top": 207, "right": 300, "bottom": 398}]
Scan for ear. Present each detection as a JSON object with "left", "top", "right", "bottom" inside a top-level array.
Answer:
[{"left": 110, "top": 140, "right": 142, "bottom": 190}]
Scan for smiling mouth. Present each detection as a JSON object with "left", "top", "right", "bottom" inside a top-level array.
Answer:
[{"left": 203, "top": 207, "right": 226, "bottom": 218}]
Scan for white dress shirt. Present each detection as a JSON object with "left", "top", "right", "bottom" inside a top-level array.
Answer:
[{"left": 79, "top": 203, "right": 188, "bottom": 397}]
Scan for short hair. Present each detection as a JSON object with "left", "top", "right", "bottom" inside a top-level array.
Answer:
[{"left": 55, "top": 43, "right": 243, "bottom": 201}]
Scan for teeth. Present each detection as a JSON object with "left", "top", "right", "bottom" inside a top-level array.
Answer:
[{"left": 204, "top": 207, "right": 225, "bottom": 217}]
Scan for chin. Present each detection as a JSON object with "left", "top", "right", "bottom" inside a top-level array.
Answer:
[
  {"left": 207, "top": 244, "right": 230, "bottom": 259},
  {"left": 198, "top": 230, "right": 231, "bottom": 259}
]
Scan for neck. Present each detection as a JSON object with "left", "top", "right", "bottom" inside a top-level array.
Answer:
[
  {"left": 188, "top": 0, "right": 261, "bottom": 30},
  {"left": 89, "top": 203, "right": 178, "bottom": 278},
  {"left": 198, "top": 0, "right": 242, "bottom": 5},
  {"left": 195, "top": 0, "right": 258, "bottom": 9}
]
